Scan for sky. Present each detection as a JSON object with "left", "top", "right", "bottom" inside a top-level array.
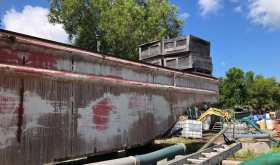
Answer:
[{"left": 0, "top": 0, "right": 280, "bottom": 81}]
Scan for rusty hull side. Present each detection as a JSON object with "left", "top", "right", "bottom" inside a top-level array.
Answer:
[{"left": 0, "top": 30, "right": 219, "bottom": 165}]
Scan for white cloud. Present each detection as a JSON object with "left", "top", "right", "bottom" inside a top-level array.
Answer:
[
  {"left": 3, "top": 5, "right": 68, "bottom": 43},
  {"left": 221, "top": 62, "right": 225, "bottom": 66},
  {"left": 234, "top": 5, "right": 242, "bottom": 12},
  {"left": 247, "top": 0, "right": 280, "bottom": 31},
  {"left": 198, "top": 0, "right": 223, "bottom": 18},
  {"left": 178, "top": 12, "right": 190, "bottom": 20}
]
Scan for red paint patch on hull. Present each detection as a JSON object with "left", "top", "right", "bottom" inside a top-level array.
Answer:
[
  {"left": 0, "top": 47, "right": 23, "bottom": 65},
  {"left": 25, "top": 52, "right": 59, "bottom": 70},
  {"left": 92, "top": 98, "right": 113, "bottom": 131},
  {"left": 0, "top": 95, "right": 17, "bottom": 114},
  {"left": 128, "top": 96, "right": 144, "bottom": 109},
  {"left": 0, "top": 46, "right": 60, "bottom": 70}
]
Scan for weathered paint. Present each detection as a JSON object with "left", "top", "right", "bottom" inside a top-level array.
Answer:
[{"left": 0, "top": 29, "right": 219, "bottom": 165}]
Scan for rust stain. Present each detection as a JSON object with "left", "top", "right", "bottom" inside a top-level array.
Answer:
[{"left": 16, "top": 79, "right": 24, "bottom": 143}]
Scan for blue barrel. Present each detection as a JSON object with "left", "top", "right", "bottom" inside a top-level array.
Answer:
[
  {"left": 258, "top": 115, "right": 266, "bottom": 119},
  {"left": 252, "top": 115, "right": 259, "bottom": 120}
]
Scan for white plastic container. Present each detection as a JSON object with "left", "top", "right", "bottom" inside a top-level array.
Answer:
[
  {"left": 181, "top": 120, "right": 202, "bottom": 139},
  {"left": 266, "top": 113, "right": 271, "bottom": 119},
  {"left": 172, "top": 119, "right": 203, "bottom": 138},
  {"left": 173, "top": 119, "right": 202, "bottom": 138},
  {"left": 267, "top": 120, "right": 274, "bottom": 129},
  {"left": 202, "top": 117, "right": 211, "bottom": 130},
  {"left": 223, "top": 123, "right": 247, "bottom": 142},
  {"left": 259, "top": 119, "right": 266, "bottom": 130}
]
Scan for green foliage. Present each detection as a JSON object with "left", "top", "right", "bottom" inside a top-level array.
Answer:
[
  {"left": 219, "top": 67, "right": 246, "bottom": 108},
  {"left": 250, "top": 75, "right": 280, "bottom": 110},
  {"left": 219, "top": 67, "right": 280, "bottom": 110},
  {"left": 47, "top": 0, "right": 184, "bottom": 60}
]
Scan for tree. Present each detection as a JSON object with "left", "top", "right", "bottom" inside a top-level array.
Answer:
[
  {"left": 218, "top": 67, "right": 279, "bottom": 112},
  {"left": 251, "top": 75, "right": 280, "bottom": 110},
  {"left": 243, "top": 71, "right": 255, "bottom": 105},
  {"left": 219, "top": 67, "right": 246, "bottom": 108},
  {"left": 47, "top": 0, "right": 184, "bottom": 59}
]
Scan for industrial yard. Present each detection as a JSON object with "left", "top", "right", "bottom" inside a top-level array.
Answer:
[
  {"left": 0, "top": 28, "right": 279, "bottom": 165},
  {"left": 1, "top": 0, "right": 280, "bottom": 164}
]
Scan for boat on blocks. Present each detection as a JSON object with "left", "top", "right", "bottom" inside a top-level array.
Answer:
[{"left": 0, "top": 29, "right": 219, "bottom": 165}]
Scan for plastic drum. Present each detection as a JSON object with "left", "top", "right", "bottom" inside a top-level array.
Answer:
[
  {"left": 258, "top": 115, "right": 266, "bottom": 119},
  {"left": 264, "top": 118, "right": 272, "bottom": 128}
]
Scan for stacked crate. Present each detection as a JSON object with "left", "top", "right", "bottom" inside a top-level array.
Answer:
[
  {"left": 171, "top": 119, "right": 202, "bottom": 139},
  {"left": 139, "top": 35, "right": 213, "bottom": 74},
  {"left": 223, "top": 123, "right": 247, "bottom": 142}
]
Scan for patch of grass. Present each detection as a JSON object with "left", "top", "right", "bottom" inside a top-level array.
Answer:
[
  {"left": 228, "top": 145, "right": 280, "bottom": 160},
  {"left": 229, "top": 149, "right": 260, "bottom": 160},
  {"left": 272, "top": 145, "right": 280, "bottom": 152}
]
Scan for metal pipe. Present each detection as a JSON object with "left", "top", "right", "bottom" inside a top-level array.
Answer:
[
  {"left": 137, "top": 143, "right": 186, "bottom": 165},
  {"left": 235, "top": 134, "right": 270, "bottom": 139},
  {"left": 85, "top": 143, "right": 186, "bottom": 165},
  {"left": 241, "top": 119, "right": 279, "bottom": 143},
  {"left": 239, "top": 151, "right": 280, "bottom": 165},
  {"left": 197, "top": 126, "right": 229, "bottom": 152},
  {"left": 230, "top": 117, "right": 239, "bottom": 123},
  {"left": 195, "top": 107, "right": 198, "bottom": 119},
  {"left": 189, "top": 108, "right": 192, "bottom": 120}
]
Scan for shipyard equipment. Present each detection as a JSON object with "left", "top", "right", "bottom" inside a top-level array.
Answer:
[{"left": 197, "top": 108, "right": 231, "bottom": 123}]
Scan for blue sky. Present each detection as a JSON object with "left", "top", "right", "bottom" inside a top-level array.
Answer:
[{"left": 1, "top": 0, "right": 280, "bottom": 81}]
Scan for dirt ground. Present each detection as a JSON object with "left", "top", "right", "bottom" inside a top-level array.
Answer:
[
  {"left": 201, "top": 130, "right": 225, "bottom": 144},
  {"left": 262, "top": 129, "right": 280, "bottom": 140}
]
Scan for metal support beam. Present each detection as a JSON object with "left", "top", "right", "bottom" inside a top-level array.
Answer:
[{"left": 159, "top": 143, "right": 242, "bottom": 165}]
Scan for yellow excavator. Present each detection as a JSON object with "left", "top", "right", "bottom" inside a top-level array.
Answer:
[{"left": 197, "top": 108, "right": 231, "bottom": 122}]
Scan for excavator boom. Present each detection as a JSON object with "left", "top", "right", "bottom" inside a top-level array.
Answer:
[{"left": 197, "top": 108, "right": 231, "bottom": 122}]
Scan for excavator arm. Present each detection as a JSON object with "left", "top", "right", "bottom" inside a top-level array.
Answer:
[{"left": 197, "top": 108, "right": 231, "bottom": 122}]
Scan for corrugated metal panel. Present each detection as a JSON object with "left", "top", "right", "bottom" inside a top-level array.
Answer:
[
  {"left": 0, "top": 30, "right": 220, "bottom": 165},
  {"left": 0, "top": 77, "right": 72, "bottom": 164}
]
